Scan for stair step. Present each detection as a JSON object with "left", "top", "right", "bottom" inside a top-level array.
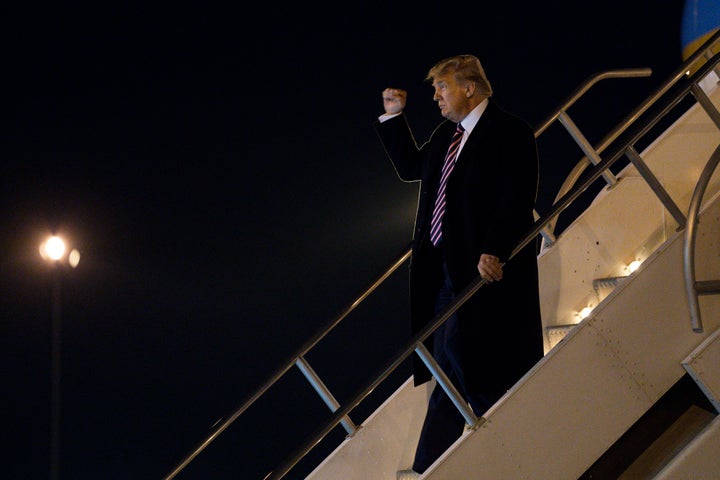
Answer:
[
  {"left": 683, "top": 327, "right": 720, "bottom": 411},
  {"left": 580, "top": 375, "right": 717, "bottom": 480}
]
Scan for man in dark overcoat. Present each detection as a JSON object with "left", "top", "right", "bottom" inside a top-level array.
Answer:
[{"left": 374, "top": 54, "right": 544, "bottom": 477}]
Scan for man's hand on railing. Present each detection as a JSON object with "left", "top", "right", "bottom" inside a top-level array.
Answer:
[{"left": 477, "top": 253, "right": 503, "bottom": 282}]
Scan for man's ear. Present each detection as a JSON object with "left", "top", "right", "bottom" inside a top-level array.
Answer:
[{"left": 466, "top": 81, "right": 476, "bottom": 98}]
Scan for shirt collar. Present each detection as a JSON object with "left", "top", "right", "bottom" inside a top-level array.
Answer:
[{"left": 458, "top": 97, "right": 489, "bottom": 135}]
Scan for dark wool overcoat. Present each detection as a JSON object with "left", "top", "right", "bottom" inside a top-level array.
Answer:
[{"left": 374, "top": 99, "right": 544, "bottom": 393}]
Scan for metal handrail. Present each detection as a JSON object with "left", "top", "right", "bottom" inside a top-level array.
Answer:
[
  {"left": 684, "top": 144, "right": 720, "bottom": 333},
  {"left": 533, "top": 67, "right": 652, "bottom": 246},
  {"left": 542, "top": 29, "right": 720, "bottom": 243},
  {"left": 166, "top": 29, "right": 720, "bottom": 480},
  {"left": 163, "top": 244, "right": 411, "bottom": 480}
]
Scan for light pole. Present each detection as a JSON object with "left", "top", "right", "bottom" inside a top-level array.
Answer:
[{"left": 39, "top": 235, "right": 79, "bottom": 480}]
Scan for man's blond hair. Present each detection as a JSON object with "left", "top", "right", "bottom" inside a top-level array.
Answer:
[{"left": 426, "top": 54, "right": 493, "bottom": 97}]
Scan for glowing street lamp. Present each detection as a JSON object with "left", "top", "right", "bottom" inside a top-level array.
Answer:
[
  {"left": 39, "top": 234, "right": 80, "bottom": 480},
  {"left": 39, "top": 236, "right": 80, "bottom": 267}
]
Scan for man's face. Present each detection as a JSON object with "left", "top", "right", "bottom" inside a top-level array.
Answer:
[{"left": 431, "top": 73, "right": 468, "bottom": 122}]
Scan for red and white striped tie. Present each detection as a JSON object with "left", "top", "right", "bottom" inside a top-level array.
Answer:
[{"left": 429, "top": 123, "right": 465, "bottom": 247}]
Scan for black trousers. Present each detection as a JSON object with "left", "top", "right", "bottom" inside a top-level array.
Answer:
[{"left": 412, "top": 259, "right": 503, "bottom": 473}]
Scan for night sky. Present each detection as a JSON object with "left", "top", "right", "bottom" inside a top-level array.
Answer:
[{"left": 3, "top": 3, "right": 688, "bottom": 479}]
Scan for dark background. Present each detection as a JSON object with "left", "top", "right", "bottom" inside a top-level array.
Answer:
[{"left": 3, "top": 2, "right": 690, "bottom": 479}]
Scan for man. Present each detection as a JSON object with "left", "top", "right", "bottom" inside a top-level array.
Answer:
[{"left": 374, "top": 54, "right": 544, "bottom": 478}]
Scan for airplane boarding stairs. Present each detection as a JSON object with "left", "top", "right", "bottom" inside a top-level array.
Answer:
[
  {"left": 303, "top": 56, "right": 720, "bottom": 479},
  {"left": 163, "top": 34, "right": 720, "bottom": 480}
]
